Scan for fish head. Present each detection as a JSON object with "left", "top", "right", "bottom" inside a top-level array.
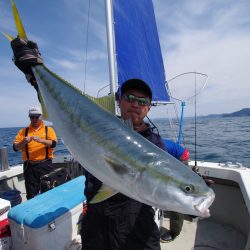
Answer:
[
  {"left": 172, "top": 178, "right": 215, "bottom": 218},
  {"left": 154, "top": 163, "right": 215, "bottom": 218}
]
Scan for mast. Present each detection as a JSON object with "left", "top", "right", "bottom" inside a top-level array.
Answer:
[{"left": 105, "top": 0, "right": 117, "bottom": 95}]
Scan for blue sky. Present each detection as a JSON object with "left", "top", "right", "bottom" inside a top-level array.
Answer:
[{"left": 0, "top": 0, "right": 250, "bottom": 128}]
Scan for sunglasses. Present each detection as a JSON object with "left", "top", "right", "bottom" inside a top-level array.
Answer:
[
  {"left": 29, "top": 115, "right": 41, "bottom": 119},
  {"left": 123, "top": 94, "right": 150, "bottom": 106}
]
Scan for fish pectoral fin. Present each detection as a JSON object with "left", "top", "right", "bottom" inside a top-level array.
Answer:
[
  {"left": 104, "top": 155, "right": 129, "bottom": 175},
  {"left": 89, "top": 184, "right": 118, "bottom": 204}
]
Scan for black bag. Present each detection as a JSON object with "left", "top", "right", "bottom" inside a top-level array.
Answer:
[{"left": 40, "top": 167, "right": 71, "bottom": 193}]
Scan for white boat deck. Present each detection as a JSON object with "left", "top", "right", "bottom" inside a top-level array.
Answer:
[{"left": 160, "top": 217, "right": 246, "bottom": 250}]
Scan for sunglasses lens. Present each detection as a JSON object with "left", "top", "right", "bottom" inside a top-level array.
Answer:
[
  {"left": 30, "top": 115, "right": 40, "bottom": 119},
  {"left": 124, "top": 94, "right": 149, "bottom": 106},
  {"left": 138, "top": 98, "right": 149, "bottom": 106},
  {"left": 127, "top": 94, "right": 136, "bottom": 103}
]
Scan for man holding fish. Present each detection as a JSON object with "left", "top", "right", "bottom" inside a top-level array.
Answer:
[
  {"left": 10, "top": 38, "right": 215, "bottom": 250},
  {"left": 81, "top": 77, "right": 193, "bottom": 249},
  {"left": 82, "top": 78, "right": 167, "bottom": 249}
]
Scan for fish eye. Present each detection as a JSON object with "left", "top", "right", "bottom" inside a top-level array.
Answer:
[{"left": 182, "top": 184, "right": 195, "bottom": 193}]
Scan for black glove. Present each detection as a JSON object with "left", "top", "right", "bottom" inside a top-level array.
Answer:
[{"left": 11, "top": 37, "right": 43, "bottom": 86}]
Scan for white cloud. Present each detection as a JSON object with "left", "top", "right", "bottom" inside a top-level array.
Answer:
[
  {"left": 153, "top": 0, "right": 250, "bottom": 116},
  {"left": 0, "top": 0, "right": 250, "bottom": 126},
  {"left": 50, "top": 59, "right": 78, "bottom": 70}
]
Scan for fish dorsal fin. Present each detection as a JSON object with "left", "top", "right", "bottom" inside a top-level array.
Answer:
[
  {"left": 89, "top": 184, "right": 118, "bottom": 204},
  {"left": 121, "top": 118, "right": 133, "bottom": 129},
  {"left": 39, "top": 93, "right": 49, "bottom": 120}
]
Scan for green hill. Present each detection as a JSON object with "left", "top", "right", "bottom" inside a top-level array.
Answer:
[
  {"left": 204, "top": 108, "right": 250, "bottom": 118},
  {"left": 222, "top": 108, "right": 250, "bottom": 117}
]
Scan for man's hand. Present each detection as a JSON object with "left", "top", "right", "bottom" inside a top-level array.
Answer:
[
  {"left": 23, "top": 136, "right": 32, "bottom": 144},
  {"left": 30, "top": 136, "right": 41, "bottom": 143},
  {"left": 11, "top": 37, "right": 43, "bottom": 85},
  {"left": 13, "top": 136, "right": 32, "bottom": 151},
  {"left": 30, "top": 136, "right": 53, "bottom": 148}
]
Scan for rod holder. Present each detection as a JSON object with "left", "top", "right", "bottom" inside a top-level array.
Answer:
[{"left": 0, "top": 147, "right": 9, "bottom": 171}]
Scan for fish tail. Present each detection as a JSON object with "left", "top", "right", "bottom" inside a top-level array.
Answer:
[
  {"left": 10, "top": 0, "right": 28, "bottom": 39},
  {"left": 1, "top": 32, "right": 14, "bottom": 41}
]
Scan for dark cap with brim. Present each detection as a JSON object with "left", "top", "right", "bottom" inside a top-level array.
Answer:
[{"left": 121, "top": 79, "right": 152, "bottom": 99}]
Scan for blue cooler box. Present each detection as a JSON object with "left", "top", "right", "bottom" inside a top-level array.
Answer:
[{"left": 8, "top": 176, "right": 85, "bottom": 250}]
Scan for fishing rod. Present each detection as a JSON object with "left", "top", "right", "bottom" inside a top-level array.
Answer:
[{"left": 194, "top": 74, "right": 197, "bottom": 169}]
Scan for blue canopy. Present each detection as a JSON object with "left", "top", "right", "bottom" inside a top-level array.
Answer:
[{"left": 113, "top": 0, "right": 170, "bottom": 102}]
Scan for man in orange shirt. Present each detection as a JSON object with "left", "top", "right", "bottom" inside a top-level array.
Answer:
[{"left": 13, "top": 107, "right": 57, "bottom": 199}]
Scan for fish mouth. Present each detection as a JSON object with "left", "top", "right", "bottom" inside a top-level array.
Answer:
[
  {"left": 194, "top": 192, "right": 215, "bottom": 218},
  {"left": 194, "top": 205, "right": 210, "bottom": 218}
]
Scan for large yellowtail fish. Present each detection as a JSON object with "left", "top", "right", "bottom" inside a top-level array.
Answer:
[
  {"left": 7, "top": 0, "right": 215, "bottom": 217},
  {"left": 34, "top": 66, "right": 215, "bottom": 217}
]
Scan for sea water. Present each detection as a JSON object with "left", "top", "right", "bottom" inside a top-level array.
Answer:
[
  {"left": 0, "top": 116, "right": 249, "bottom": 167},
  {"left": 154, "top": 116, "right": 250, "bottom": 167}
]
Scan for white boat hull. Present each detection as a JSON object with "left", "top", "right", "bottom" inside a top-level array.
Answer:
[
  {"left": 0, "top": 159, "right": 249, "bottom": 250},
  {"left": 160, "top": 160, "right": 250, "bottom": 250}
]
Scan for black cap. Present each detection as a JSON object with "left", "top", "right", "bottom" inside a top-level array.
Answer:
[{"left": 121, "top": 79, "right": 152, "bottom": 99}]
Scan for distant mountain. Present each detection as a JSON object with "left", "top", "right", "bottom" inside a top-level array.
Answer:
[
  {"left": 222, "top": 108, "right": 250, "bottom": 117},
  {"left": 204, "top": 108, "right": 250, "bottom": 118}
]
